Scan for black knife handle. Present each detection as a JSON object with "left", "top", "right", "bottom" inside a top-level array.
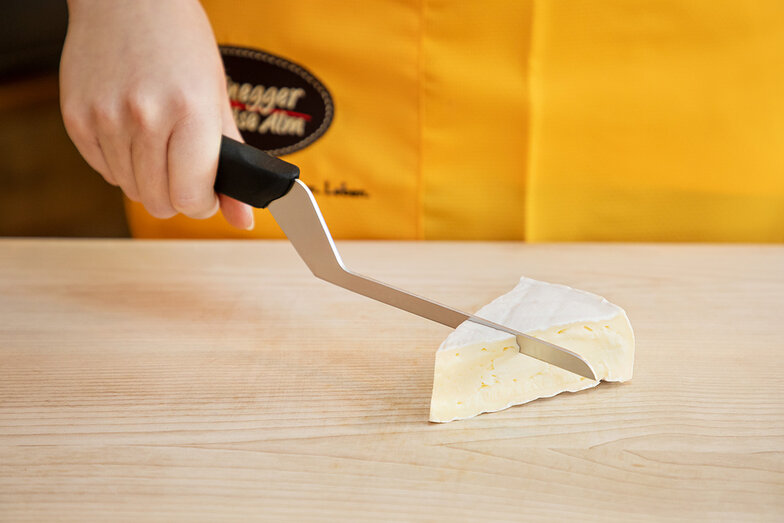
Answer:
[{"left": 214, "top": 136, "right": 300, "bottom": 208}]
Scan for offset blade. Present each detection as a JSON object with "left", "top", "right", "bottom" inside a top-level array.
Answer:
[{"left": 269, "top": 180, "right": 597, "bottom": 380}]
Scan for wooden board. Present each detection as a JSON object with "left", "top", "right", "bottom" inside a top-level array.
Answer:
[{"left": 1, "top": 240, "right": 782, "bottom": 521}]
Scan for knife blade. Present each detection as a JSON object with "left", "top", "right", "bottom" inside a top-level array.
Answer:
[{"left": 215, "top": 136, "right": 597, "bottom": 380}]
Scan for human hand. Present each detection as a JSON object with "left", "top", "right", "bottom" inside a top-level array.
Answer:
[{"left": 60, "top": 0, "right": 253, "bottom": 229}]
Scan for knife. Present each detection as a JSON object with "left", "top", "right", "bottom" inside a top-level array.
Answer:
[{"left": 214, "top": 136, "right": 597, "bottom": 380}]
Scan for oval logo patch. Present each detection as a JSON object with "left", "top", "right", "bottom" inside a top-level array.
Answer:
[{"left": 220, "top": 46, "right": 334, "bottom": 156}]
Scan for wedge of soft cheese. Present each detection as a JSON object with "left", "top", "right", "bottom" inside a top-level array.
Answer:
[{"left": 430, "top": 277, "right": 634, "bottom": 422}]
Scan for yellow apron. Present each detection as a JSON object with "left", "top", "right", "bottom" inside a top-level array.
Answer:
[{"left": 127, "top": 0, "right": 784, "bottom": 242}]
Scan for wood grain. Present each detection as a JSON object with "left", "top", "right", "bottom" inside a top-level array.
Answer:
[{"left": 0, "top": 240, "right": 782, "bottom": 521}]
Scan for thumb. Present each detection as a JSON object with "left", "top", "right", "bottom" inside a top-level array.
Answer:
[{"left": 218, "top": 102, "right": 255, "bottom": 230}]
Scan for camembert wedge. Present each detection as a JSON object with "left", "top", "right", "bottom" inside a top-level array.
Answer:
[{"left": 430, "top": 277, "right": 634, "bottom": 422}]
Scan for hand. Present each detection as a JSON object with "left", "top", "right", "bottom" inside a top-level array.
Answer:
[{"left": 60, "top": 0, "right": 254, "bottom": 230}]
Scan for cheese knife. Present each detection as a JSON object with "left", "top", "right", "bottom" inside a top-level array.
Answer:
[{"left": 214, "top": 136, "right": 597, "bottom": 380}]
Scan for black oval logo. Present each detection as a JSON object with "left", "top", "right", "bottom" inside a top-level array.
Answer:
[{"left": 220, "top": 46, "right": 334, "bottom": 156}]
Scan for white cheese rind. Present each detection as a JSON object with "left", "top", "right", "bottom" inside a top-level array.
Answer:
[
  {"left": 439, "top": 278, "right": 622, "bottom": 352},
  {"left": 430, "top": 277, "right": 635, "bottom": 422}
]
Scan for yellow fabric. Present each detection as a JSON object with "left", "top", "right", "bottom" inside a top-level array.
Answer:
[
  {"left": 528, "top": 0, "right": 784, "bottom": 242},
  {"left": 127, "top": 0, "right": 784, "bottom": 242}
]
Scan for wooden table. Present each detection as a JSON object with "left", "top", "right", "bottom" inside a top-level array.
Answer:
[{"left": 1, "top": 240, "right": 782, "bottom": 521}]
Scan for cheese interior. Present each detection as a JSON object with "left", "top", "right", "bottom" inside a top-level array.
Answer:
[{"left": 430, "top": 277, "right": 635, "bottom": 422}]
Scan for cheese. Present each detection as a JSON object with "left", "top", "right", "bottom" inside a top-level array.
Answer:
[{"left": 429, "top": 277, "right": 635, "bottom": 422}]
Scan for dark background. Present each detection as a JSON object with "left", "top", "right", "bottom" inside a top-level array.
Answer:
[{"left": 0, "top": 1, "right": 129, "bottom": 237}]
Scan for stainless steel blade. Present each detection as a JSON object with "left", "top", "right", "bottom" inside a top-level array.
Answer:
[{"left": 268, "top": 180, "right": 597, "bottom": 380}]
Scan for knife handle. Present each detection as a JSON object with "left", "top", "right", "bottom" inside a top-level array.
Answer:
[{"left": 214, "top": 136, "right": 300, "bottom": 208}]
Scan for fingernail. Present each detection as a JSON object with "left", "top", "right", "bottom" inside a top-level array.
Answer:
[{"left": 245, "top": 213, "right": 255, "bottom": 231}]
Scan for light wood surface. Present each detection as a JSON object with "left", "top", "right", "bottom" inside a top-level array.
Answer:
[{"left": 1, "top": 240, "right": 782, "bottom": 521}]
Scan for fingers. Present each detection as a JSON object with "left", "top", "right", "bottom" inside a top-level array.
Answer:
[
  {"left": 219, "top": 194, "right": 254, "bottom": 230},
  {"left": 91, "top": 102, "right": 143, "bottom": 201},
  {"left": 63, "top": 99, "right": 142, "bottom": 201},
  {"left": 61, "top": 103, "right": 115, "bottom": 186},
  {"left": 121, "top": 93, "right": 175, "bottom": 218},
  {"left": 167, "top": 111, "right": 221, "bottom": 219},
  {"left": 62, "top": 86, "right": 249, "bottom": 226},
  {"left": 131, "top": 132, "right": 177, "bottom": 219},
  {"left": 96, "top": 132, "right": 140, "bottom": 202},
  {"left": 218, "top": 101, "right": 255, "bottom": 230},
  {"left": 64, "top": 95, "right": 229, "bottom": 222}
]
